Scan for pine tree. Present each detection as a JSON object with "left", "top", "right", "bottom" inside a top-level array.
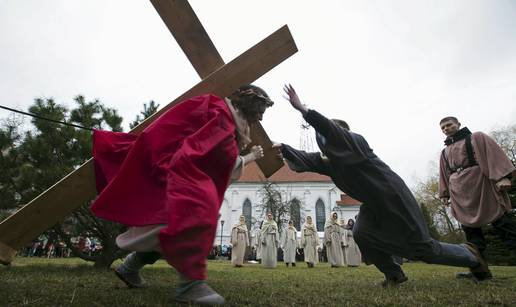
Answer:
[
  {"left": 0, "top": 96, "right": 126, "bottom": 268},
  {"left": 129, "top": 100, "right": 159, "bottom": 129},
  {"left": 0, "top": 114, "right": 23, "bottom": 212}
]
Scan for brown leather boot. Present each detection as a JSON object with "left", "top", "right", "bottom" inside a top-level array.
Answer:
[{"left": 463, "top": 242, "right": 492, "bottom": 281}]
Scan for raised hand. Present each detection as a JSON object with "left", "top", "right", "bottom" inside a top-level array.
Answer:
[
  {"left": 283, "top": 84, "right": 308, "bottom": 115},
  {"left": 495, "top": 178, "right": 512, "bottom": 192}
]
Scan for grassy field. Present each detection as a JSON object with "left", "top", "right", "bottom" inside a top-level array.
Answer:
[{"left": 1, "top": 257, "right": 516, "bottom": 306}]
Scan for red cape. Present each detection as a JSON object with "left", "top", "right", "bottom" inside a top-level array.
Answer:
[{"left": 91, "top": 94, "right": 238, "bottom": 280}]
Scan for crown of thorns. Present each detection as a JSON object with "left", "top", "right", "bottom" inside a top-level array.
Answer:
[{"left": 236, "top": 89, "right": 274, "bottom": 105}]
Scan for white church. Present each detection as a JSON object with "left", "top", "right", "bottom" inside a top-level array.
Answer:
[{"left": 216, "top": 161, "right": 361, "bottom": 246}]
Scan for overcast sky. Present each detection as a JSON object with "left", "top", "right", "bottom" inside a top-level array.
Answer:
[{"left": 1, "top": 0, "right": 515, "bottom": 187}]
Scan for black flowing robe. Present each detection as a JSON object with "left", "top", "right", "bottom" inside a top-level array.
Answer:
[{"left": 282, "top": 110, "right": 433, "bottom": 260}]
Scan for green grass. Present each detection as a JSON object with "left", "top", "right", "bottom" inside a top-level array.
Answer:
[{"left": 1, "top": 257, "right": 516, "bottom": 306}]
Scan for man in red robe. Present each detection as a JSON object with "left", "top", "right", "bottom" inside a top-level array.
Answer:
[
  {"left": 439, "top": 116, "right": 516, "bottom": 279},
  {"left": 91, "top": 85, "right": 273, "bottom": 305}
]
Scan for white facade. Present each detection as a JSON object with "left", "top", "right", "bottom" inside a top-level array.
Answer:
[{"left": 215, "top": 181, "right": 360, "bottom": 246}]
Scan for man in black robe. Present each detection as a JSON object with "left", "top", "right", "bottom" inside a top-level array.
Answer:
[{"left": 275, "top": 84, "right": 490, "bottom": 285}]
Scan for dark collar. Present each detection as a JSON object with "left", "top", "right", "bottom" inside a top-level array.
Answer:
[{"left": 444, "top": 127, "right": 472, "bottom": 145}]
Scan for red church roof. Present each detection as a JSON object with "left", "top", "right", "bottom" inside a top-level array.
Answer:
[
  {"left": 336, "top": 194, "right": 362, "bottom": 206},
  {"left": 236, "top": 162, "right": 332, "bottom": 183},
  {"left": 236, "top": 162, "right": 362, "bottom": 206}
]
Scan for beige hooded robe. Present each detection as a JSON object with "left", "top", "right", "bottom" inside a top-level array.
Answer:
[
  {"left": 343, "top": 227, "right": 361, "bottom": 266},
  {"left": 230, "top": 216, "right": 250, "bottom": 266},
  {"left": 260, "top": 219, "right": 279, "bottom": 268},
  {"left": 301, "top": 217, "right": 319, "bottom": 265},
  {"left": 282, "top": 225, "right": 297, "bottom": 264},
  {"left": 324, "top": 213, "right": 345, "bottom": 267}
]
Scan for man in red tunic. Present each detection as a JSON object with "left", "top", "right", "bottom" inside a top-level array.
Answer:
[
  {"left": 438, "top": 116, "right": 516, "bottom": 279},
  {"left": 90, "top": 85, "right": 273, "bottom": 305}
]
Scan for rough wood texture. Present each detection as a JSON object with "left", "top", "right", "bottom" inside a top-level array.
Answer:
[
  {"left": 248, "top": 122, "right": 283, "bottom": 178},
  {"left": 150, "top": 0, "right": 224, "bottom": 79},
  {"left": 0, "top": 25, "right": 296, "bottom": 262}
]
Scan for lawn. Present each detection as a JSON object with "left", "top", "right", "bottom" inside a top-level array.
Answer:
[{"left": 1, "top": 257, "right": 516, "bottom": 306}]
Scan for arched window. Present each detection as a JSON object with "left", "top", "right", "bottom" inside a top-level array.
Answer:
[
  {"left": 315, "top": 199, "right": 325, "bottom": 231},
  {"left": 242, "top": 199, "right": 252, "bottom": 231},
  {"left": 290, "top": 198, "right": 301, "bottom": 230}
]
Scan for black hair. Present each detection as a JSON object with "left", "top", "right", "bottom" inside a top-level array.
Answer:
[{"left": 439, "top": 116, "right": 459, "bottom": 125}]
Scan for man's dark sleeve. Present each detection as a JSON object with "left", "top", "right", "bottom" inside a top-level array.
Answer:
[
  {"left": 303, "top": 109, "right": 335, "bottom": 138},
  {"left": 281, "top": 144, "right": 330, "bottom": 176},
  {"left": 304, "top": 109, "right": 369, "bottom": 163}
]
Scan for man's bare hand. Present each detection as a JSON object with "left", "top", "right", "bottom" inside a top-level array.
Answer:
[
  {"left": 283, "top": 84, "right": 308, "bottom": 115},
  {"left": 495, "top": 178, "right": 512, "bottom": 192},
  {"left": 250, "top": 145, "right": 264, "bottom": 160}
]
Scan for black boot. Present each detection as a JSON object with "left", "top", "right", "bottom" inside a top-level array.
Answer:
[
  {"left": 286, "top": 263, "right": 289, "bottom": 267},
  {"left": 292, "top": 263, "right": 296, "bottom": 267},
  {"left": 381, "top": 272, "right": 408, "bottom": 288}
]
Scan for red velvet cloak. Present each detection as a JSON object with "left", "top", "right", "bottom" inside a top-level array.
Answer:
[{"left": 91, "top": 94, "right": 238, "bottom": 280}]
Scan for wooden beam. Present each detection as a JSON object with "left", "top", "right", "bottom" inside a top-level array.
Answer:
[
  {"left": 132, "top": 24, "right": 295, "bottom": 176},
  {"left": 0, "top": 25, "right": 296, "bottom": 262},
  {"left": 148, "top": 0, "right": 282, "bottom": 177},
  {"left": 248, "top": 122, "right": 281, "bottom": 178},
  {"left": 150, "top": 0, "right": 224, "bottom": 79},
  {"left": 132, "top": 25, "right": 296, "bottom": 132}
]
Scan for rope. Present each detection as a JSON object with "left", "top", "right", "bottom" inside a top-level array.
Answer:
[{"left": 0, "top": 104, "right": 93, "bottom": 131}]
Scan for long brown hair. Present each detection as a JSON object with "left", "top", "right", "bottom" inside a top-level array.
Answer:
[{"left": 229, "top": 84, "right": 274, "bottom": 122}]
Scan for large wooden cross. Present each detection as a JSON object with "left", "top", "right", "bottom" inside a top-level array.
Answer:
[{"left": 0, "top": 0, "right": 297, "bottom": 264}]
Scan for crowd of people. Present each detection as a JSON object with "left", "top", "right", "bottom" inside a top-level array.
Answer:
[
  {"left": 228, "top": 214, "right": 363, "bottom": 269},
  {"left": 19, "top": 236, "right": 101, "bottom": 258}
]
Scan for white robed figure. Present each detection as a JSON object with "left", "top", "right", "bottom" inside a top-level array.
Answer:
[
  {"left": 300, "top": 216, "right": 319, "bottom": 268},
  {"left": 260, "top": 213, "right": 279, "bottom": 268},
  {"left": 230, "top": 215, "right": 250, "bottom": 267},
  {"left": 253, "top": 223, "right": 263, "bottom": 261},
  {"left": 324, "top": 212, "right": 345, "bottom": 267},
  {"left": 282, "top": 221, "right": 297, "bottom": 266},
  {"left": 340, "top": 219, "right": 349, "bottom": 266},
  {"left": 344, "top": 219, "right": 361, "bottom": 267}
]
